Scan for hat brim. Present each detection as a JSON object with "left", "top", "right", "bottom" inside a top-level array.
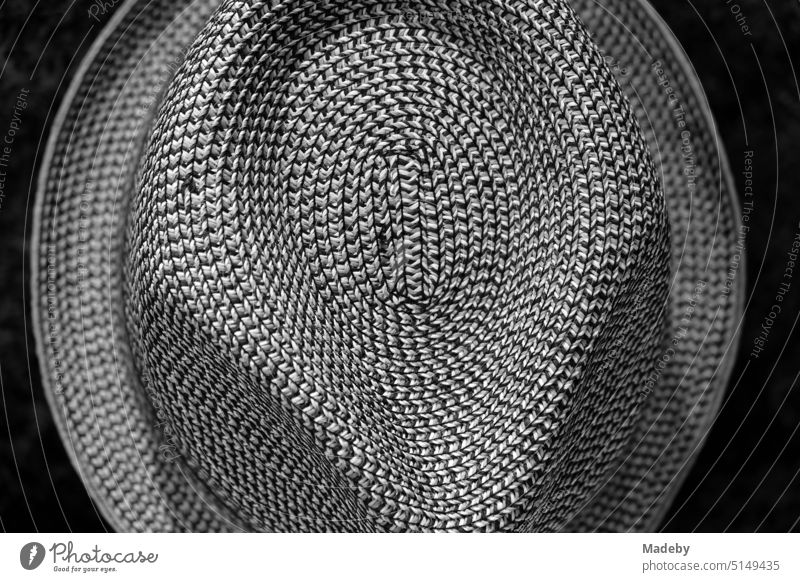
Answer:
[
  {"left": 565, "top": 0, "right": 744, "bottom": 531},
  {"left": 32, "top": 0, "right": 742, "bottom": 531}
]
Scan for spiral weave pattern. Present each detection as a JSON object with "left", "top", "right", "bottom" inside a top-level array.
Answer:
[
  {"left": 34, "top": 0, "right": 741, "bottom": 532},
  {"left": 123, "top": 0, "right": 669, "bottom": 531}
]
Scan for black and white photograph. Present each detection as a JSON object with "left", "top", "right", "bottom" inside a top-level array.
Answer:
[{"left": 1, "top": 0, "right": 799, "bottom": 578}]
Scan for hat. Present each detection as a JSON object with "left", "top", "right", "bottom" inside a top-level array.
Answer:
[{"left": 32, "top": 0, "right": 742, "bottom": 531}]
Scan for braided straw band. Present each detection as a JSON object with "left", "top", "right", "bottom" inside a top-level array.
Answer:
[{"left": 32, "top": 0, "right": 740, "bottom": 532}]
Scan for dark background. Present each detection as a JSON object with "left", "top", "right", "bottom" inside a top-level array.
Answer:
[{"left": 1, "top": 0, "right": 799, "bottom": 532}]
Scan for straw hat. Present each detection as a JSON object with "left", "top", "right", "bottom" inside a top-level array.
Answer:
[{"left": 32, "top": 0, "right": 742, "bottom": 531}]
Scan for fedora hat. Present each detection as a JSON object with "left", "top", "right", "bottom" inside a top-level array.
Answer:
[{"left": 32, "top": 0, "right": 742, "bottom": 531}]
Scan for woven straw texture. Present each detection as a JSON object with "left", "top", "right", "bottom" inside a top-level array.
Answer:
[
  {"left": 567, "top": 0, "right": 741, "bottom": 530},
  {"left": 33, "top": 0, "right": 740, "bottom": 532}
]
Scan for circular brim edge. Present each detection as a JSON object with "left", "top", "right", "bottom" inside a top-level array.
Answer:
[{"left": 29, "top": 0, "right": 746, "bottom": 532}]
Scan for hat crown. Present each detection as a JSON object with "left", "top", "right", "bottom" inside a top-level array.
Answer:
[{"left": 124, "top": 0, "right": 670, "bottom": 530}]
